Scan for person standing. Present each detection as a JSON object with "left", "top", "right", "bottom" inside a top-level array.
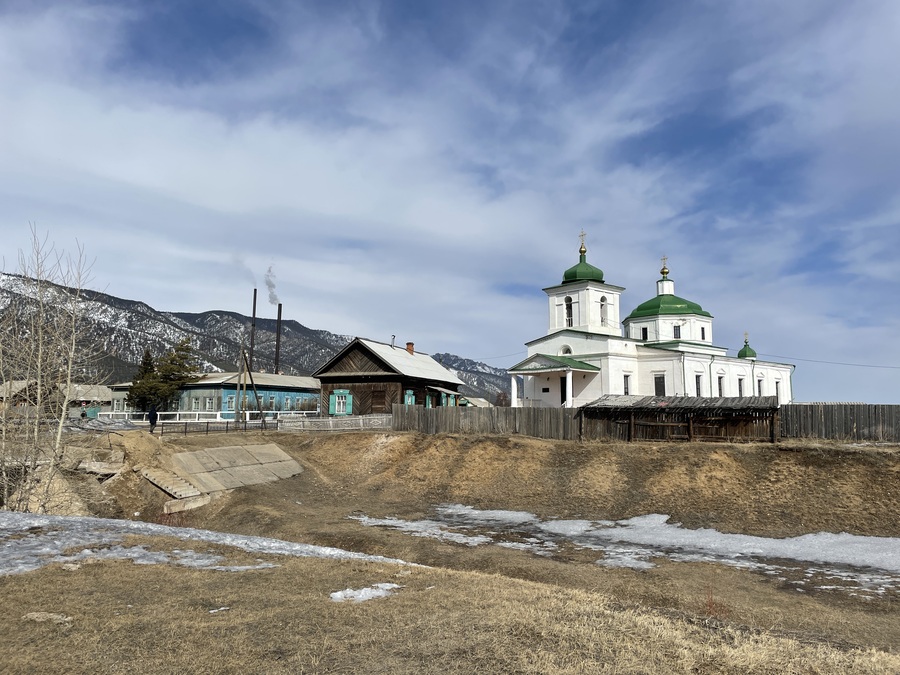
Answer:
[{"left": 148, "top": 406, "right": 158, "bottom": 433}]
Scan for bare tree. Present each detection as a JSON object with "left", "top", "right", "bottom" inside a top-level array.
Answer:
[{"left": 0, "top": 226, "right": 93, "bottom": 512}]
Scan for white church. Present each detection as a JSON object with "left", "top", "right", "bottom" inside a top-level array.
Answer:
[{"left": 509, "top": 238, "right": 794, "bottom": 408}]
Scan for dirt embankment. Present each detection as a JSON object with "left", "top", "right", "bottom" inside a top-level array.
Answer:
[
  {"left": 64, "top": 430, "right": 898, "bottom": 539},
  {"left": 33, "top": 430, "right": 900, "bottom": 654},
  {"left": 262, "top": 432, "right": 898, "bottom": 538}
]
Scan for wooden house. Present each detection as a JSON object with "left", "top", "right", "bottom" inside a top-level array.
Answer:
[
  {"left": 313, "top": 338, "right": 465, "bottom": 416},
  {"left": 0, "top": 381, "right": 112, "bottom": 418}
]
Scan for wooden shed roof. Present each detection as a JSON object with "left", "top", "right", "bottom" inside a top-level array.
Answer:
[{"left": 583, "top": 395, "right": 779, "bottom": 413}]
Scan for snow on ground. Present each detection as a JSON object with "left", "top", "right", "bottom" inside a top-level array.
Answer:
[
  {"left": 330, "top": 583, "right": 402, "bottom": 603},
  {"left": 4, "top": 506, "right": 898, "bottom": 601},
  {"left": 0, "top": 512, "right": 411, "bottom": 576},
  {"left": 353, "top": 505, "right": 900, "bottom": 599}
]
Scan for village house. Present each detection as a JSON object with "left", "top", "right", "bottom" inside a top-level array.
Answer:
[
  {"left": 313, "top": 337, "right": 464, "bottom": 416},
  {"left": 109, "top": 372, "right": 319, "bottom": 419},
  {"left": 0, "top": 381, "right": 112, "bottom": 418},
  {"left": 509, "top": 239, "right": 794, "bottom": 408}
]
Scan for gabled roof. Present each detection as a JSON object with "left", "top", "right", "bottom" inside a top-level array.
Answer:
[
  {"left": 0, "top": 380, "right": 32, "bottom": 399},
  {"left": 313, "top": 338, "right": 464, "bottom": 387},
  {"left": 509, "top": 353, "right": 600, "bottom": 373},
  {"left": 66, "top": 384, "right": 113, "bottom": 402},
  {"left": 1, "top": 381, "right": 113, "bottom": 401}
]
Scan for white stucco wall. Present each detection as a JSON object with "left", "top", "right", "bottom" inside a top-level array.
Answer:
[{"left": 545, "top": 281, "right": 624, "bottom": 336}]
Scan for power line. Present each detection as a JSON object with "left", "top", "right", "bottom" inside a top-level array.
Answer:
[
  {"left": 758, "top": 353, "right": 900, "bottom": 370},
  {"left": 469, "top": 350, "right": 527, "bottom": 362}
]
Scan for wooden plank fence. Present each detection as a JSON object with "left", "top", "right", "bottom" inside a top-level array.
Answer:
[
  {"left": 392, "top": 405, "right": 580, "bottom": 441},
  {"left": 392, "top": 404, "right": 900, "bottom": 442},
  {"left": 779, "top": 404, "right": 900, "bottom": 442}
]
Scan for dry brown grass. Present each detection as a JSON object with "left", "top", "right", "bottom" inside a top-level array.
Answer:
[
  {"left": 18, "top": 429, "right": 898, "bottom": 672},
  {"left": 1, "top": 548, "right": 897, "bottom": 675}
]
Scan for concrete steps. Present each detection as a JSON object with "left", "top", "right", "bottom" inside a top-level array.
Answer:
[{"left": 140, "top": 468, "right": 202, "bottom": 499}]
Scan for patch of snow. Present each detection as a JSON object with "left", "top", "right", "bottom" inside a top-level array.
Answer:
[
  {"left": 330, "top": 583, "right": 402, "bottom": 603},
  {"left": 352, "top": 504, "right": 900, "bottom": 598},
  {"left": 0, "top": 512, "right": 411, "bottom": 576},
  {"left": 349, "top": 515, "right": 491, "bottom": 547}
]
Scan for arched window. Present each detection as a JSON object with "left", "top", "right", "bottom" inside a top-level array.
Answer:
[
  {"left": 600, "top": 296, "right": 607, "bottom": 327},
  {"left": 564, "top": 296, "right": 573, "bottom": 327},
  {"left": 559, "top": 345, "right": 572, "bottom": 356}
]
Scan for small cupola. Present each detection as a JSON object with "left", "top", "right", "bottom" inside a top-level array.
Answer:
[
  {"left": 626, "top": 258, "right": 712, "bottom": 320},
  {"left": 737, "top": 332, "right": 757, "bottom": 360},
  {"left": 656, "top": 256, "right": 675, "bottom": 296},
  {"left": 561, "top": 237, "right": 605, "bottom": 284}
]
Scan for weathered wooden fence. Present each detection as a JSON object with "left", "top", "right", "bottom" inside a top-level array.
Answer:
[
  {"left": 581, "top": 411, "right": 777, "bottom": 443},
  {"left": 278, "top": 414, "right": 393, "bottom": 432},
  {"left": 391, "top": 404, "right": 900, "bottom": 442},
  {"left": 160, "top": 414, "right": 393, "bottom": 436},
  {"left": 779, "top": 404, "right": 900, "bottom": 441},
  {"left": 392, "top": 405, "right": 579, "bottom": 441}
]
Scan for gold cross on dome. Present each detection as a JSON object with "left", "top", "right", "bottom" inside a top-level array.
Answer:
[{"left": 579, "top": 229, "right": 586, "bottom": 247}]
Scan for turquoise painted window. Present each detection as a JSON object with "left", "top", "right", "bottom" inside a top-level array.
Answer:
[
  {"left": 441, "top": 392, "right": 447, "bottom": 406},
  {"left": 329, "top": 389, "right": 352, "bottom": 416},
  {"left": 449, "top": 395, "right": 456, "bottom": 406},
  {"left": 404, "top": 389, "right": 415, "bottom": 405}
]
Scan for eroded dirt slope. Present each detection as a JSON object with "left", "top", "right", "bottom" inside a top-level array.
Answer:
[
  {"left": 230, "top": 431, "right": 897, "bottom": 538},
  {"left": 46, "top": 430, "right": 900, "bottom": 651}
]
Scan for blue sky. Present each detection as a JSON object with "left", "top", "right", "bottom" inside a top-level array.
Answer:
[{"left": 1, "top": 0, "right": 899, "bottom": 402}]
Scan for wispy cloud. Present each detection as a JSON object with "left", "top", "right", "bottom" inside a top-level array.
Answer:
[{"left": 0, "top": 1, "right": 897, "bottom": 400}]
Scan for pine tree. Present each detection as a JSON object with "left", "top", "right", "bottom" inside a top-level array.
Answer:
[
  {"left": 127, "top": 340, "right": 199, "bottom": 411},
  {"left": 155, "top": 338, "right": 200, "bottom": 409},
  {"left": 126, "top": 348, "right": 159, "bottom": 412}
]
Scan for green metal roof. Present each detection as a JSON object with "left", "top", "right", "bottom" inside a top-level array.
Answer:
[
  {"left": 562, "top": 246, "right": 604, "bottom": 284},
  {"left": 737, "top": 338, "right": 757, "bottom": 359},
  {"left": 626, "top": 291, "right": 712, "bottom": 319},
  {"left": 509, "top": 353, "right": 600, "bottom": 372}
]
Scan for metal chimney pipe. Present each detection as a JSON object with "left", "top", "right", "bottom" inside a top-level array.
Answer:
[
  {"left": 274, "top": 303, "right": 283, "bottom": 373},
  {"left": 249, "top": 288, "right": 257, "bottom": 372}
]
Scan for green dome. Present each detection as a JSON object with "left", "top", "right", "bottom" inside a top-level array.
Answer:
[
  {"left": 627, "top": 293, "right": 712, "bottom": 319},
  {"left": 562, "top": 245, "right": 604, "bottom": 284},
  {"left": 737, "top": 337, "right": 757, "bottom": 359}
]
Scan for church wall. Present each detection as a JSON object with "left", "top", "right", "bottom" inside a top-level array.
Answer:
[
  {"left": 522, "top": 372, "right": 564, "bottom": 408},
  {"left": 626, "top": 316, "right": 714, "bottom": 343},
  {"left": 634, "top": 354, "right": 683, "bottom": 396},
  {"left": 526, "top": 332, "right": 607, "bottom": 359},
  {"left": 526, "top": 332, "right": 640, "bottom": 360},
  {"left": 520, "top": 370, "right": 607, "bottom": 408},
  {"left": 545, "top": 281, "right": 623, "bottom": 336},
  {"left": 573, "top": 371, "right": 604, "bottom": 405}
]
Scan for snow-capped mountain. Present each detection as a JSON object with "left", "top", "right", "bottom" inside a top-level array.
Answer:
[
  {"left": 0, "top": 273, "right": 510, "bottom": 400},
  {"left": 432, "top": 353, "right": 511, "bottom": 403}
]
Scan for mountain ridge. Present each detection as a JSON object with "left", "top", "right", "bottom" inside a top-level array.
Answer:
[{"left": 0, "top": 273, "right": 509, "bottom": 400}]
